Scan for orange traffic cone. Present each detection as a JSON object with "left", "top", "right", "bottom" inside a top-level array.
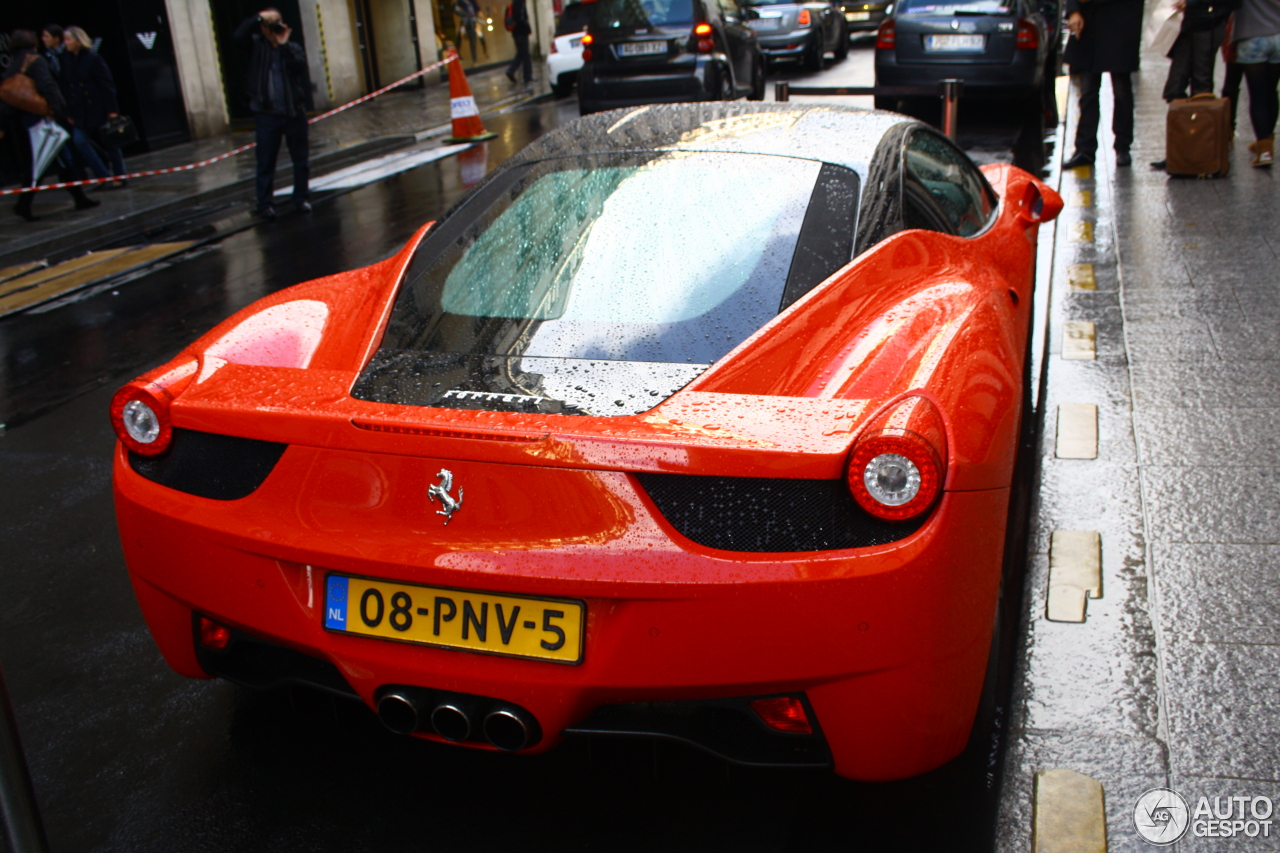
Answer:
[{"left": 443, "top": 49, "right": 497, "bottom": 143}]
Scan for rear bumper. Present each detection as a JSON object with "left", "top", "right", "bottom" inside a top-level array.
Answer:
[
  {"left": 757, "top": 30, "right": 816, "bottom": 58},
  {"left": 578, "top": 57, "right": 721, "bottom": 111},
  {"left": 115, "top": 442, "right": 1009, "bottom": 781},
  {"left": 844, "top": 11, "right": 888, "bottom": 32},
  {"left": 547, "top": 51, "right": 584, "bottom": 84},
  {"left": 875, "top": 49, "right": 1042, "bottom": 95}
]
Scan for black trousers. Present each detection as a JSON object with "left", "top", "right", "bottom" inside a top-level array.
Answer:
[
  {"left": 1163, "top": 22, "right": 1227, "bottom": 102},
  {"left": 254, "top": 111, "right": 310, "bottom": 211},
  {"left": 506, "top": 33, "right": 533, "bottom": 83},
  {"left": 11, "top": 114, "right": 92, "bottom": 217},
  {"left": 1242, "top": 62, "right": 1280, "bottom": 141},
  {"left": 1074, "top": 71, "right": 1134, "bottom": 158}
]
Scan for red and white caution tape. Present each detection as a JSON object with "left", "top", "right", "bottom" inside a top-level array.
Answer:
[{"left": 1, "top": 54, "right": 457, "bottom": 196}]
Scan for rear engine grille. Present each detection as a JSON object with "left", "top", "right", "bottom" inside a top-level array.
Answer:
[
  {"left": 635, "top": 472, "right": 925, "bottom": 552},
  {"left": 128, "top": 428, "right": 287, "bottom": 500}
]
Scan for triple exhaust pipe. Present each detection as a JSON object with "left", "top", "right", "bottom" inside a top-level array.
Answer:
[{"left": 376, "top": 687, "right": 540, "bottom": 752}]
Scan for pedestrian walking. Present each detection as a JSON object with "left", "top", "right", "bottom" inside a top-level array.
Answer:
[
  {"left": 456, "top": 0, "right": 489, "bottom": 62},
  {"left": 1062, "top": 0, "right": 1146, "bottom": 169},
  {"left": 504, "top": 0, "right": 534, "bottom": 85},
  {"left": 235, "top": 8, "right": 313, "bottom": 217},
  {"left": 1233, "top": 0, "right": 1280, "bottom": 166},
  {"left": 0, "top": 30, "right": 99, "bottom": 221},
  {"left": 1162, "top": 0, "right": 1239, "bottom": 102},
  {"left": 40, "top": 25, "right": 65, "bottom": 77},
  {"left": 59, "top": 26, "right": 127, "bottom": 188}
]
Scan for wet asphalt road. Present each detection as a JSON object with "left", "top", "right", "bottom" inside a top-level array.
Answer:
[{"left": 0, "top": 45, "right": 1054, "bottom": 852}]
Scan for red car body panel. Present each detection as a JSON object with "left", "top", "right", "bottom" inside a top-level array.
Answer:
[{"left": 113, "top": 160, "right": 1060, "bottom": 781}]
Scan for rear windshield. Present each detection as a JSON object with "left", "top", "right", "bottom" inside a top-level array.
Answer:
[
  {"left": 372, "top": 151, "right": 840, "bottom": 368},
  {"left": 897, "top": 0, "right": 1012, "bottom": 13},
  {"left": 589, "top": 0, "right": 697, "bottom": 30},
  {"left": 555, "top": 3, "right": 592, "bottom": 35}
]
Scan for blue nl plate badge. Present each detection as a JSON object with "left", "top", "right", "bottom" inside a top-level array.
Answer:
[{"left": 325, "top": 575, "right": 349, "bottom": 630}]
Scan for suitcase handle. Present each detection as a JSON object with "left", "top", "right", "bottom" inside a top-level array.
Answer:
[{"left": 1189, "top": 92, "right": 1218, "bottom": 100}]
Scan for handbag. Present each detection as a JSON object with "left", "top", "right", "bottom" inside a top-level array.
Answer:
[
  {"left": 0, "top": 55, "right": 51, "bottom": 118},
  {"left": 97, "top": 115, "right": 139, "bottom": 149}
]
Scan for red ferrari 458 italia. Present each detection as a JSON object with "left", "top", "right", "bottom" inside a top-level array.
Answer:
[{"left": 112, "top": 103, "right": 1061, "bottom": 781}]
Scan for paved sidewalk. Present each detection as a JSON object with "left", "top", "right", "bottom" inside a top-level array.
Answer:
[
  {"left": 0, "top": 66, "right": 549, "bottom": 266},
  {"left": 998, "top": 38, "right": 1280, "bottom": 853}
]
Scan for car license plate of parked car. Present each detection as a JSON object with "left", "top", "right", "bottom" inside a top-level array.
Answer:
[
  {"left": 324, "top": 574, "right": 585, "bottom": 664},
  {"left": 619, "top": 41, "right": 668, "bottom": 56},
  {"left": 846, "top": 11, "right": 871, "bottom": 20},
  {"left": 570, "top": 36, "right": 583, "bottom": 48},
  {"left": 924, "top": 34, "right": 985, "bottom": 51},
  {"left": 750, "top": 15, "right": 781, "bottom": 29}
]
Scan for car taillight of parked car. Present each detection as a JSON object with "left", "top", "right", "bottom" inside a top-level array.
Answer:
[
  {"left": 875, "top": 18, "right": 895, "bottom": 49},
  {"left": 109, "top": 360, "right": 197, "bottom": 456},
  {"left": 581, "top": 31, "right": 592, "bottom": 60},
  {"left": 1016, "top": 18, "right": 1038, "bottom": 49},
  {"left": 797, "top": 9, "right": 812, "bottom": 26},
  {"left": 693, "top": 22, "right": 715, "bottom": 52},
  {"left": 846, "top": 397, "right": 947, "bottom": 521}
]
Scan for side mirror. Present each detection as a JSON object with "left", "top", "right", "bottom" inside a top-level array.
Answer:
[{"left": 1019, "top": 179, "right": 1062, "bottom": 223}]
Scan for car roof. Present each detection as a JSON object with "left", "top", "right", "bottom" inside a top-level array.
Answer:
[{"left": 502, "top": 102, "right": 916, "bottom": 178}]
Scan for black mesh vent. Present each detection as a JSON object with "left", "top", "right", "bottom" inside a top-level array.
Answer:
[
  {"left": 635, "top": 473, "right": 926, "bottom": 553},
  {"left": 129, "top": 428, "right": 287, "bottom": 500}
]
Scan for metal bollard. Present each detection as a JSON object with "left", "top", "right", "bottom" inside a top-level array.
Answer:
[
  {"left": 939, "top": 79, "right": 963, "bottom": 140},
  {"left": 0, "top": 662, "right": 48, "bottom": 853},
  {"left": 774, "top": 81, "right": 790, "bottom": 102}
]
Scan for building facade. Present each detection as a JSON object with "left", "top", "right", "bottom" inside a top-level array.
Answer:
[{"left": 2, "top": 0, "right": 555, "bottom": 149}]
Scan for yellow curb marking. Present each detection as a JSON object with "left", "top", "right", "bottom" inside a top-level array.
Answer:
[
  {"left": 1033, "top": 768, "right": 1108, "bottom": 852},
  {"left": 1069, "top": 221, "right": 1094, "bottom": 242},
  {"left": 1056, "top": 403, "right": 1098, "bottom": 459},
  {"left": 1071, "top": 164, "right": 1093, "bottom": 179},
  {"left": 1063, "top": 322, "right": 1096, "bottom": 360},
  {"left": 1071, "top": 190, "right": 1092, "bottom": 207},
  {"left": 1067, "top": 263, "right": 1096, "bottom": 290},
  {"left": 1047, "top": 531, "right": 1103, "bottom": 623}
]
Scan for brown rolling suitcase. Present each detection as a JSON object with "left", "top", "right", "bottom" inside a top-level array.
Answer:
[{"left": 1166, "top": 93, "right": 1232, "bottom": 177}]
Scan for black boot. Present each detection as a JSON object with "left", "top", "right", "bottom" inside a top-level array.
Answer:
[
  {"left": 70, "top": 187, "right": 100, "bottom": 210},
  {"left": 13, "top": 194, "right": 37, "bottom": 222}
]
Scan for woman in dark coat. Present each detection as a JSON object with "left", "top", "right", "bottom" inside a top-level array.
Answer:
[
  {"left": 0, "top": 29, "right": 98, "bottom": 221},
  {"left": 1062, "top": 0, "right": 1146, "bottom": 168},
  {"left": 59, "top": 25, "right": 126, "bottom": 185}
]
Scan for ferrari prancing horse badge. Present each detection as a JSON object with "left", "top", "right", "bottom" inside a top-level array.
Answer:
[{"left": 428, "top": 469, "right": 463, "bottom": 524}]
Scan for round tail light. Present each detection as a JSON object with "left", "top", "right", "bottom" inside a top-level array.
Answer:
[
  {"left": 847, "top": 430, "right": 944, "bottom": 521},
  {"left": 109, "top": 360, "right": 195, "bottom": 457},
  {"left": 110, "top": 384, "right": 173, "bottom": 456}
]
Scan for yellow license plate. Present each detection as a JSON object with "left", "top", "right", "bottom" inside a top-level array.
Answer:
[{"left": 324, "top": 574, "right": 585, "bottom": 664}]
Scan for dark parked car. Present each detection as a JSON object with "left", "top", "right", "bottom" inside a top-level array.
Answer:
[
  {"left": 839, "top": 0, "right": 893, "bottom": 33},
  {"left": 873, "top": 0, "right": 1053, "bottom": 115},
  {"left": 578, "top": 0, "right": 766, "bottom": 114},
  {"left": 743, "top": 0, "right": 848, "bottom": 70}
]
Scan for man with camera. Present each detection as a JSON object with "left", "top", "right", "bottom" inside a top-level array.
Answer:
[{"left": 235, "top": 8, "right": 313, "bottom": 218}]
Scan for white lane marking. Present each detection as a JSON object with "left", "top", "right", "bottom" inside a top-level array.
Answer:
[{"left": 276, "top": 143, "right": 474, "bottom": 196}]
